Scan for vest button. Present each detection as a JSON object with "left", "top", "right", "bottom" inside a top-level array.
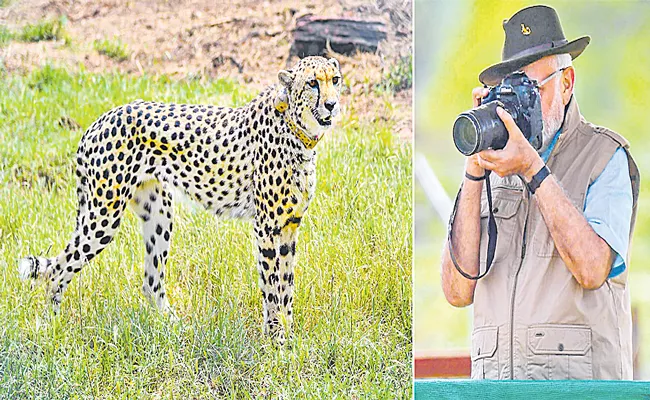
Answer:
[
  {"left": 558, "top": 343, "right": 564, "bottom": 351},
  {"left": 492, "top": 207, "right": 499, "bottom": 213},
  {"left": 477, "top": 347, "right": 481, "bottom": 355}
]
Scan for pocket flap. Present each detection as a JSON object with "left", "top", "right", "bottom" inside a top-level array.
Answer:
[
  {"left": 527, "top": 325, "right": 591, "bottom": 356},
  {"left": 471, "top": 326, "right": 498, "bottom": 361},
  {"left": 480, "top": 191, "right": 522, "bottom": 219}
]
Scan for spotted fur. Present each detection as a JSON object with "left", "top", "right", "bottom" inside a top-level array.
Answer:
[{"left": 18, "top": 56, "right": 342, "bottom": 342}]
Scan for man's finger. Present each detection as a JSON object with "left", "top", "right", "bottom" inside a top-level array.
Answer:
[
  {"left": 478, "top": 149, "right": 502, "bottom": 164},
  {"left": 496, "top": 106, "right": 524, "bottom": 139},
  {"left": 472, "top": 87, "right": 490, "bottom": 107},
  {"left": 477, "top": 155, "right": 498, "bottom": 171}
]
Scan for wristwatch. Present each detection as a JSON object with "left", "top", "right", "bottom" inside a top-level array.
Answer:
[{"left": 526, "top": 165, "right": 551, "bottom": 194}]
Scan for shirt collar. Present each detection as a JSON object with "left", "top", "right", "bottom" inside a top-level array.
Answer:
[
  {"left": 540, "top": 129, "right": 562, "bottom": 163},
  {"left": 539, "top": 95, "right": 580, "bottom": 163}
]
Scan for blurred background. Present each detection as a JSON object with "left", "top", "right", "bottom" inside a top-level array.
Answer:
[{"left": 414, "top": 0, "right": 650, "bottom": 379}]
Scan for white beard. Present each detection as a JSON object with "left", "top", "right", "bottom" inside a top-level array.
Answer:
[{"left": 539, "top": 84, "right": 565, "bottom": 154}]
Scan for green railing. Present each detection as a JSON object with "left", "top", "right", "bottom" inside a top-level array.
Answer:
[{"left": 414, "top": 379, "right": 650, "bottom": 399}]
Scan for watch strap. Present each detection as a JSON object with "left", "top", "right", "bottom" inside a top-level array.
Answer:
[
  {"left": 465, "top": 172, "right": 486, "bottom": 181},
  {"left": 527, "top": 165, "right": 551, "bottom": 194}
]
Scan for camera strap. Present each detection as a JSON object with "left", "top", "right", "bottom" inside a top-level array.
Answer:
[{"left": 447, "top": 170, "right": 497, "bottom": 280}]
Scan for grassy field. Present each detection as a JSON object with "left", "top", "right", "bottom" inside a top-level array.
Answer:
[{"left": 0, "top": 66, "right": 412, "bottom": 398}]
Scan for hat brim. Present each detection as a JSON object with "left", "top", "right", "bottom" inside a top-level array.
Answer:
[{"left": 478, "top": 36, "right": 590, "bottom": 85}]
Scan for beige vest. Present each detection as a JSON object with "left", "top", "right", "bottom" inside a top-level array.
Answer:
[{"left": 471, "top": 96, "right": 640, "bottom": 380}]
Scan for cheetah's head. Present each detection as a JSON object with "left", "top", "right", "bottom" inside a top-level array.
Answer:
[{"left": 278, "top": 56, "right": 342, "bottom": 141}]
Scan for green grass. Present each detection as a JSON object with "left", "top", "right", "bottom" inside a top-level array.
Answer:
[
  {"left": 0, "top": 25, "right": 11, "bottom": 46},
  {"left": 0, "top": 18, "right": 70, "bottom": 47},
  {"left": 94, "top": 38, "right": 130, "bottom": 62},
  {"left": 18, "top": 18, "right": 67, "bottom": 43},
  {"left": 0, "top": 67, "right": 412, "bottom": 398},
  {"left": 376, "top": 55, "right": 413, "bottom": 94}
]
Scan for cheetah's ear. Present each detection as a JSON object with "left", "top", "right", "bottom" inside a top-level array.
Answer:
[
  {"left": 278, "top": 69, "right": 294, "bottom": 88},
  {"left": 328, "top": 58, "right": 340, "bottom": 71}
]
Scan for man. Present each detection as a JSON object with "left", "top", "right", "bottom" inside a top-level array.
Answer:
[{"left": 440, "top": 5, "right": 640, "bottom": 380}]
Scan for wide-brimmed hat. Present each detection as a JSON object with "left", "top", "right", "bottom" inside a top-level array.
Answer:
[{"left": 479, "top": 5, "right": 590, "bottom": 85}]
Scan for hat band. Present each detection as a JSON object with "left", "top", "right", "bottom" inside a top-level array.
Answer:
[{"left": 505, "top": 39, "right": 569, "bottom": 62}]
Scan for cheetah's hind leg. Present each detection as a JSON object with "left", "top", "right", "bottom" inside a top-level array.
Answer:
[
  {"left": 129, "top": 180, "right": 175, "bottom": 317},
  {"left": 18, "top": 173, "right": 126, "bottom": 314}
]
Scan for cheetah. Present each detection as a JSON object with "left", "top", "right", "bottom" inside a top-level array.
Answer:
[{"left": 18, "top": 56, "right": 342, "bottom": 342}]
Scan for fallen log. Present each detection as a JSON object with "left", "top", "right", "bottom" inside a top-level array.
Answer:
[{"left": 290, "top": 15, "right": 387, "bottom": 57}]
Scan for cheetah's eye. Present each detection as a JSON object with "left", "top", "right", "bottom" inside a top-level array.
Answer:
[
  {"left": 332, "top": 76, "right": 340, "bottom": 85},
  {"left": 308, "top": 79, "right": 318, "bottom": 88}
]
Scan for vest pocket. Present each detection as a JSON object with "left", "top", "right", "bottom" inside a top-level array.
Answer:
[
  {"left": 471, "top": 326, "right": 499, "bottom": 379},
  {"left": 526, "top": 324, "right": 593, "bottom": 380},
  {"left": 479, "top": 190, "right": 522, "bottom": 265}
]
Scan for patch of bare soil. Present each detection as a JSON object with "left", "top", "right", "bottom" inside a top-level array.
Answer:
[{"left": 0, "top": 0, "right": 412, "bottom": 139}]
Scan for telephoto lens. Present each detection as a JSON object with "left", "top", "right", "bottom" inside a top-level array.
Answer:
[{"left": 452, "top": 101, "right": 509, "bottom": 156}]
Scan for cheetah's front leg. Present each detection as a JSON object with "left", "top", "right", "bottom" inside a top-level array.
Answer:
[{"left": 255, "top": 218, "right": 300, "bottom": 343}]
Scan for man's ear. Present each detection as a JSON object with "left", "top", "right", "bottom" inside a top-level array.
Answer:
[
  {"left": 278, "top": 69, "right": 293, "bottom": 88},
  {"left": 561, "top": 66, "right": 575, "bottom": 106},
  {"left": 328, "top": 57, "right": 340, "bottom": 71}
]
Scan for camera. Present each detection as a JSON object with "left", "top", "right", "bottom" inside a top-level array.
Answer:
[{"left": 452, "top": 71, "right": 544, "bottom": 156}]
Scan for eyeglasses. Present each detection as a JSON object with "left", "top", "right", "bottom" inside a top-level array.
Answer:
[{"left": 534, "top": 67, "right": 569, "bottom": 88}]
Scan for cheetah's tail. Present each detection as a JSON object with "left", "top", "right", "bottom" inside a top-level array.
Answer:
[{"left": 18, "top": 256, "right": 51, "bottom": 281}]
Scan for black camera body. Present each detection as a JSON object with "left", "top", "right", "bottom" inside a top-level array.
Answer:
[{"left": 453, "top": 72, "right": 544, "bottom": 156}]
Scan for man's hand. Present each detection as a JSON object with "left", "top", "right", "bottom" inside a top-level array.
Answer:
[
  {"left": 472, "top": 87, "right": 489, "bottom": 108},
  {"left": 476, "top": 107, "right": 546, "bottom": 181},
  {"left": 477, "top": 106, "right": 614, "bottom": 290},
  {"left": 465, "top": 87, "right": 490, "bottom": 178},
  {"left": 440, "top": 87, "right": 491, "bottom": 307}
]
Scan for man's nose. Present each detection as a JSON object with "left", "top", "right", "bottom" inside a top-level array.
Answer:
[{"left": 324, "top": 100, "right": 337, "bottom": 111}]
